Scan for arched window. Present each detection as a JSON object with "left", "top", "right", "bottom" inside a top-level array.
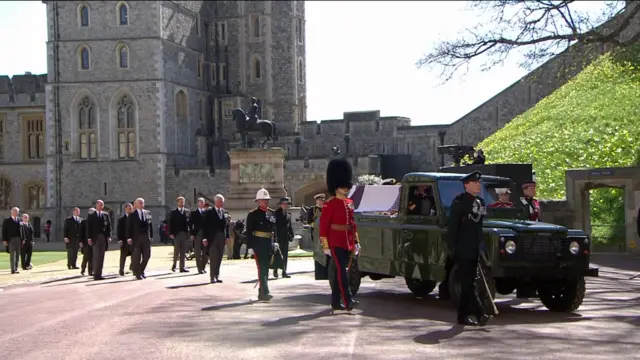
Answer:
[
  {"left": 116, "top": 95, "right": 136, "bottom": 159},
  {"left": 298, "top": 59, "right": 304, "bottom": 83},
  {"left": 78, "top": 96, "right": 97, "bottom": 159},
  {"left": 253, "top": 16, "right": 260, "bottom": 38},
  {"left": 118, "top": 2, "right": 129, "bottom": 26},
  {"left": 79, "top": 46, "right": 90, "bottom": 70},
  {"left": 0, "top": 177, "right": 10, "bottom": 209},
  {"left": 197, "top": 56, "right": 203, "bottom": 79},
  {"left": 175, "top": 91, "right": 188, "bottom": 120},
  {"left": 79, "top": 4, "right": 90, "bottom": 27},
  {"left": 26, "top": 183, "right": 45, "bottom": 209},
  {"left": 117, "top": 44, "right": 129, "bottom": 68},
  {"left": 253, "top": 57, "right": 261, "bottom": 80}
]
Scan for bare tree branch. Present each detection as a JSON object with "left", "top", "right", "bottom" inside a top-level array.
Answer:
[{"left": 417, "top": 1, "right": 639, "bottom": 82}]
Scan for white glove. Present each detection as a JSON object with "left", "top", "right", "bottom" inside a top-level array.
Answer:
[
  {"left": 323, "top": 249, "right": 331, "bottom": 256},
  {"left": 354, "top": 244, "right": 361, "bottom": 256},
  {"left": 273, "top": 242, "right": 280, "bottom": 250}
]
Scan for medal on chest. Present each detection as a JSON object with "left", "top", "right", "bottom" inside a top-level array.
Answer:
[{"left": 468, "top": 198, "right": 486, "bottom": 222}]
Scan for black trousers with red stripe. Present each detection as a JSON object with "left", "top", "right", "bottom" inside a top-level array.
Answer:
[
  {"left": 330, "top": 247, "right": 353, "bottom": 308},
  {"left": 252, "top": 237, "right": 272, "bottom": 298}
]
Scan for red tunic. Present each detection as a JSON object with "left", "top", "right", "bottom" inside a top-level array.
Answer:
[
  {"left": 488, "top": 201, "right": 514, "bottom": 209},
  {"left": 520, "top": 197, "right": 540, "bottom": 221},
  {"left": 319, "top": 196, "right": 357, "bottom": 251}
]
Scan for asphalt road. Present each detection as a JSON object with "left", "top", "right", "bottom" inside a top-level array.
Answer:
[{"left": 0, "top": 254, "right": 639, "bottom": 360}]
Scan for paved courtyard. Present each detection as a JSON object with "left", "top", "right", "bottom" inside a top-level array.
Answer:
[{"left": 0, "top": 250, "right": 639, "bottom": 360}]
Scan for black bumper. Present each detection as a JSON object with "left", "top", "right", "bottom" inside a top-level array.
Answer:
[{"left": 495, "top": 265, "right": 598, "bottom": 278}]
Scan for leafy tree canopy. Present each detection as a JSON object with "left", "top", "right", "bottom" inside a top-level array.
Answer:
[{"left": 418, "top": 1, "right": 639, "bottom": 82}]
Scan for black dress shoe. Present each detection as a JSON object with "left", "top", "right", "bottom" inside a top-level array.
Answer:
[
  {"left": 94, "top": 276, "right": 105, "bottom": 280},
  {"left": 331, "top": 304, "right": 346, "bottom": 311},
  {"left": 81, "top": 272, "right": 85, "bottom": 276},
  {"left": 457, "top": 317, "right": 479, "bottom": 326},
  {"left": 210, "top": 278, "right": 218, "bottom": 284},
  {"left": 259, "top": 294, "right": 273, "bottom": 301},
  {"left": 282, "top": 273, "right": 291, "bottom": 278},
  {"left": 346, "top": 300, "right": 360, "bottom": 311},
  {"left": 273, "top": 270, "right": 279, "bottom": 278},
  {"left": 477, "top": 314, "right": 492, "bottom": 326},
  {"left": 119, "top": 270, "right": 125, "bottom": 276},
  {"left": 215, "top": 277, "right": 223, "bottom": 283},
  {"left": 202, "top": 269, "right": 207, "bottom": 274},
  {"left": 141, "top": 273, "right": 146, "bottom": 279},
  {"left": 171, "top": 267, "right": 176, "bottom": 272},
  {"left": 180, "top": 268, "right": 189, "bottom": 273},
  {"left": 72, "top": 266, "right": 79, "bottom": 269},
  {"left": 136, "top": 276, "right": 143, "bottom": 280},
  {"left": 11, "top": 271, "right": 19, "bottom": 274}
]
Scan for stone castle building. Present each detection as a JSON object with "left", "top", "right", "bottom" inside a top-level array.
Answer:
[{"left": 0, "top": 1, "right": 637, "bottom": 240}]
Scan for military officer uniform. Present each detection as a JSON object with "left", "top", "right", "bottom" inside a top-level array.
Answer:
[
  {"left": 446, "top": 171, "right": 490, "bottom": 326},
  {"left": 320, "top": 158, "right": 360, "bottom": 311},
  {"left": 246, "top": 188, "right": 277, "bottom": 301},
  {"left": 271, "top": 197, "right": 294, "bottom": 278},
  {"left": 63, "top": 214, "right": 83, "bottom": 269},
  {"left": 488, "top": 188, "right": 514, "bottom": 209},
  {"left": 520, "top": 180, "right": 541, "bottom": 221}
]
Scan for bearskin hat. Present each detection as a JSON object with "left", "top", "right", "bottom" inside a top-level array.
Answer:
[{"left": 326, "top": 157, "right": 353, "bottom": 196}]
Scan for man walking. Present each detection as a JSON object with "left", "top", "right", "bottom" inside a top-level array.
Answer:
[
  {"left": 86, "top": 200, "right": 112, "bottom": 280},
  {"left": 203, "top": 194, "right": 230, "bottom": 283},
  {"left": 80, "top": 208, "right": 94, "bottom": 276},
  {"left": 20, "top": 214, "right": 35, "bottom": 270},
  {"left": 2, "top": 207, "right": 22, "bottom": 274},
  {"left": 271, "top": 197, "right": 294, "bottom": 278},
  {"left": 63, "top": 207, "right": 83, "bottom": 270},
  {"left": 245, "top": 188, "right": 276, "bottom": 300},
  {"left": 127, "top": 198, "right": 153, "bottom": 280},
  {"left": 190, "top": 197, "right": 207, "bottom": 274},
  {"left": 118, "top": 203, "right": 133, "bottom": 276},
  {"left": 169, "top": 196, "right": 191, "bottom": 273}
]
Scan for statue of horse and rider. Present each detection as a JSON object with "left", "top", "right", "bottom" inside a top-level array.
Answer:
[{"left": 232, "top": 97, "right": 278, "bottom": 148}]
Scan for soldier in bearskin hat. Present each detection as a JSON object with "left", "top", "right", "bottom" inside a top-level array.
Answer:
[{"left": 319, "top": 158, "right": 360, "bottom": 311}]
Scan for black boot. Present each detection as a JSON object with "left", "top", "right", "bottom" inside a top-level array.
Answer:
[{"left": 457, "top": 316, "right": 479, "bottom": 326}]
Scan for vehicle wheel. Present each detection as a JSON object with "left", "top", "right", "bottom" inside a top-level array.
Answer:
[
  {"left": 448, "top": 263, "right": 497, "bottom": 315},
  {"left": 495, "top": 278, "right": 518, "bottom": 295},
  {"left": 537, "top": 277, "right": 586, "bottom": 312},
  {"left": 405, "top": 277, "right": 437, "bottom": 297},
  {"left": 327, "top": 256, "right": 362, "bottom": 296}
]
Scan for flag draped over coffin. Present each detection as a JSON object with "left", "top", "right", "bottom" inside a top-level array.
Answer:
[{"left": 348, "top": 185, "right": 401, "bottom": 213}]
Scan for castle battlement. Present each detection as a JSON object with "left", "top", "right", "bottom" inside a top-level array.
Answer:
[{"left": 0, "top": 73, "right": 47, "bottom": 108}]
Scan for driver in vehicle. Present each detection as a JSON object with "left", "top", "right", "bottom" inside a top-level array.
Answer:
[
  {"left": 488, "top": 188, "right": 514, "bottom": 208},
  {"left": 408, "top": 185, "right": 437, "bottom": 216}
]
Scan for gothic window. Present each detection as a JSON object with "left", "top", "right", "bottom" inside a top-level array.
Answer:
[
  {"left": 296, "top": 18, "right": 303, "bottom": 44},
  {"left": 252, "top": 16, "right": 260, "bottom": 38},
  {"left": 253, "top": 57, "right": 261, "bottom": 80},
  {"left": 79, "top": 4, "right": 90, "bottom": 27},
  {"left": 175, "top": 91, "right": 188, "bottom": 120},
  {"left": 198, "top": 97, "right": 205, "bottom": 129},
  {"left": 217, "top": 22, "right": 227, "bottom": 44},
  {"left": 26, "top": 183, "right": 45, "bottom": 210},
  {"left": 197, "top": 55, "right": 203, "bottom": 79},
  {"left": 24, "top": 116, "right": 44, "bottom": 160},
  {"left": 118, "top": 2, "right": 129, "bottom": 26},
  {"left": 117, "top": 44, "right": 129, "bottom": 68},
  {"left": 196, "top": 15, "right": 201, "bottom": 37},
  {"left": 0, "top": 177, "right": 10, "bottom": 209},
  {"left": 78, "top": 96, "right": 97, "bottom": 159},
  {"left": 0, "top": 114, "right": 4, "bottom": 161},
  {"left": 116, "top": 95, "right": 136, "bottom": 159},
  {"left": 298, "top": 59, "right": 304, "bottom": 83},
  {"left": 219, "top": 63, "right": 227, "bottom": 82},
  {"left": 211, "top": 64, "right": 216, "bottom": 83},
  {"left": 79, "top": 46, "right": 90, "bottom": 70}
]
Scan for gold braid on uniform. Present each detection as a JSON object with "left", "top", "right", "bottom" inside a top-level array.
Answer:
[
  {"left": 320, "top": 237, "right": 329, "bottom": 250},
  {"left": 355, "top": 232, "right": 360, "bottom": 244}
]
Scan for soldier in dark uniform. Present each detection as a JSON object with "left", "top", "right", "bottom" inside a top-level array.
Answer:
[
  {"left": 247, "top": 97, "right": 260, "bottom": 126},
  {"left": 246, "top": 188, "right": 277, "bottom": 301},
  {"left": 63, "top": 207, "right": 83, "bottom": 269},
  {"left": 320, "top": 158, "right": 360, "bottom": 311},
  {"left": 271, "top": 197, "right": 294, "bottom": 278},
  {"left": 307, "top": 194, "right": 325, "bottom": 243},
  {"left": 20, "top": 214, "right": 35, "bottom": 270},
  {"left": 446, "top": 171, "right": 491, "bottom": 326},
  {"left": 80, "top": 208, "right": 94, "bottom": 276},
  {"left": 117, "top": 203, "right": 133, "bottom": 276},
  {"left": 520, "top": 180, "right": 541, "bottom": 221},
  {"left": 86, "top": 200, "right": 112, "bottom": 280},
  {"left": 407, "top": 185, "right": 436, "bottom": 216}
]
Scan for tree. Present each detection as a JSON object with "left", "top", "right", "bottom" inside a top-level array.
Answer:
[{"left": 417, "top": 1, "right": 640, "bottom": 81}]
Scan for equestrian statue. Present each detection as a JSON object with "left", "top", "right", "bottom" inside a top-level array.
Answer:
[{"left": 232, "top": 97, "right": 279, "bottom": 148}]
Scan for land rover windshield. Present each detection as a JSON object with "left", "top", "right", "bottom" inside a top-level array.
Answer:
[{"left": 437, "top": 179, "right": 519, "bottom": 218}]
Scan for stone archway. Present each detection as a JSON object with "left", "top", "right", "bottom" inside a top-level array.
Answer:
[
  {"left": 293, "top": 180, "right": 328, "bottom": 206},
  {"left": 565, "top": 166, "right": 640, "bottom": 253}
]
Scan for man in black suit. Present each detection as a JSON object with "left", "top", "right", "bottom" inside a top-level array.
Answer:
[
  {"left": 2, "top": 207, "right": 22, "bottom": 274},
  {"left": 203, "top": 194, "right": 230, "bottom": 284},
  {"left": 20, "top": 214, "right": 35, "bottom": 270},
  {"left": 127, "top": 198, "right": 153, "bottom": 280},
  {"left": 117, "top": 203, "right": 133, "bottom": 276},
  {"left": 63, "top": 207, "right": 83, "bottom": 270},
  {"left": 86, "top": 200, "right": 112, "bottom": 280},
  {"left": 80, "top": 208, "right": 94, "bottom": 276},
  {"left": 190, "top": 197, "right": 207, "bottom": 274},
  {"left": 169, "top": 196, "right": 191, "bottom": 273}
]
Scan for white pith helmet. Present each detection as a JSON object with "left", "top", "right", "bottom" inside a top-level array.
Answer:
[{"left": 255, "top": 188, "right": 271, "bottom": 201}]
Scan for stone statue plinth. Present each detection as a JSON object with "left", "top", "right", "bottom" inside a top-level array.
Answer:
[{"left": 226, "top": 147, "right": 287, "bottom": 210}]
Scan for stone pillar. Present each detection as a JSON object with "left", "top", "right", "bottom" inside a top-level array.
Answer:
[{"left": 226, "top": 147, "right": 286, "bottom": 210}]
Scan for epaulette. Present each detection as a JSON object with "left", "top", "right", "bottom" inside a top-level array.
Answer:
[{"left": 267, "top": 207, "right": 274, "bottom": 212}]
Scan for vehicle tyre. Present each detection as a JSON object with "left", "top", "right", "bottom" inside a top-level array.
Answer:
[
  {"left": 405, "top": 277, "right": 437, "bottom": 297},
  {"left": 495, "top": 278, "right": 518, "bottom": 295},
  {"left": 327, "top": 256, "right": 362, "bottom": 296},
  {"left": 448, "top": 263, "right": 497, "bottom": 315},
  {"left": 537, "top": 276, "right": 585, "bottom": 312}
]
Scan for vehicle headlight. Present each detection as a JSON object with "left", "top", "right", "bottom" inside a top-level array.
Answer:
[
  {"left": 505, "top": 240, "right": 516, "bottom": 254},
  {"left": 569, "top": 241, "right": 580, "bottom": 255}
]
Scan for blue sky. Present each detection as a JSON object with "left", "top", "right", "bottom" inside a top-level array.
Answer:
[{"left": 0, "top": 1, "right": 609, "bottom": 125}]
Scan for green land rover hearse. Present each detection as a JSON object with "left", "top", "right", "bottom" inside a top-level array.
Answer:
[{"left": 311, "top": 172, "right": 599, "bottom": 313}]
